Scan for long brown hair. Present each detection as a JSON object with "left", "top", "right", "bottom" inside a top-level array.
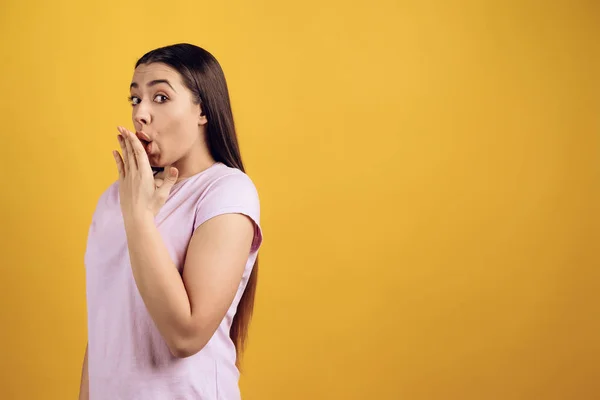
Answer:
[{"left": 135, "top": 43, "right": 258, "bottom": 367}]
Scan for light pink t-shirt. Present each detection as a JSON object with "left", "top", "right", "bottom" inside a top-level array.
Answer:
[{"left": 84, "top": 162, "right": 262, "bottom": 400}]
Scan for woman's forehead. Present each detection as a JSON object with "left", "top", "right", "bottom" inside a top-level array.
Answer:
[{"left": 131, "top": 63, "right": 182, "bottom": 87}]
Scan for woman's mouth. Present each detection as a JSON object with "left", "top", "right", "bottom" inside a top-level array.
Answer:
[
  {"left": 136, "top": 131, "right": 152, "bottom": 141},
  {"left": 136, "top": 132, "right": 154, "bottom": 154},
  {"left": 142, "top": 140, "right": 153, "bottom": 154}
]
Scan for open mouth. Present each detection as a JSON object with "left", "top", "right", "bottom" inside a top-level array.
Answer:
[
  {"left": 136, "top": 132, "right": 153, "bottom": 153},
  {"left": 141, "top": 139, "right": 153, "bottom": 154}
]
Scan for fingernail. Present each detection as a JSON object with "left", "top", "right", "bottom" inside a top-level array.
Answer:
[{"left": 170, "top": 168, "right": 177, "bottom": 177}]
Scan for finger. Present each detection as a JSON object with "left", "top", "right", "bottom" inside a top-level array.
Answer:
[
  {"left": 125, "top": 127, "right": 152, "bottom": 178},
  {"left": 155, "top": 166, "right": 178, "bottom": 201},
  {"left": 121, "top": 127, "right": 137, "bottom": 172},
  {"left": 117, "top": 133, "right": 128, "bottom": 176},
  {"left": 113, "top": 150, "right": 124, "bottom": 180}
]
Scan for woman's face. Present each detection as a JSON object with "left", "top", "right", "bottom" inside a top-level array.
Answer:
[{"left": 129, "top": 62, "right": 207, "bottom": 168}]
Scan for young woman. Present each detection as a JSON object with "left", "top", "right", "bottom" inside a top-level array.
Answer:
[{"left": 78, "top": 43, "right": 263, "bottom": 400}]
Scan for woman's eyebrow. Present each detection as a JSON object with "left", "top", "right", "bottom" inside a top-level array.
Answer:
[{"left": 130, "top": 79, "right": 177, "bottom": 92}]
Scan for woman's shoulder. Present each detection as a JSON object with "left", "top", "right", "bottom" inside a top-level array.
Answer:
[
  {"left": 191, "top": 163, "right": 262, "bottom": 242},
  {"left": 94, "top": 180, "right": 120, "bottom": 206},
  {"left": 190, "top": 162, "right": 259, "bottom": 196},
  {"left": 86, "top": 180, "right": 121, "bottom": 224},
  {"left": 190, "top": 163, "right": 260, "bottom": 213}
]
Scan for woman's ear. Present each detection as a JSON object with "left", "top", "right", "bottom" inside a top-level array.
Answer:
[{"left": 198, "top": 106, "right": 208, "bottom": 126}]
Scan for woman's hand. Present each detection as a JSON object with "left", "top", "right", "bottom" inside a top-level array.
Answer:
[{"left": 113, "top": 126, "right": 179, "bottom": 221}]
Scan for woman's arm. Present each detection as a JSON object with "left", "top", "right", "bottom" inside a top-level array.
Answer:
[
  {"left": 78, "top": 343, "right": 89, "bottom": 400},
  {"left": 124, "top": 211, "right": 254, "bottom": 358}
]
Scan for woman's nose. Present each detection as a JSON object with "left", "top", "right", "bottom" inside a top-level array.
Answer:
[{"left": 133, "top": 105, "right": 151, "bottom": 125}]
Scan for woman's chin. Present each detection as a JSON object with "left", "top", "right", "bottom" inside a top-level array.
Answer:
[
  {"left": 150, "top": 159, "right": 165, "bottom": 170},
  {"left": 148, "top": 155, "right": 165, "bottom": 168}
]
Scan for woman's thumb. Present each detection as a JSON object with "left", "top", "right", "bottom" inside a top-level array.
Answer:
[{"left": 157, "top": 167, "right": 179, "bottom": 199}]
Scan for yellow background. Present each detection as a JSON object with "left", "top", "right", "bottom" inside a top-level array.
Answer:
[{"left": 0, "top": 0, "right": 598, "bottom": 399}]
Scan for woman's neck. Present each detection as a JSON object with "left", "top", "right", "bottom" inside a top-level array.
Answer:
[{"left": 156, "top": 145, "right": 216, "bottom": 183}]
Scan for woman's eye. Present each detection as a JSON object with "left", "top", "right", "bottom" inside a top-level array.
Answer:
[
  {"left": 154, "top": 94, "right": 168, "bottom": 103},
  {"left": 128, "top": 96, "right": 141, "bottom": 106}
]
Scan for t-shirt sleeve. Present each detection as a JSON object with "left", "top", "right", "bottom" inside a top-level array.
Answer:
[{"left": 193, "top": 172, "right": 263, "bottom": 253}]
